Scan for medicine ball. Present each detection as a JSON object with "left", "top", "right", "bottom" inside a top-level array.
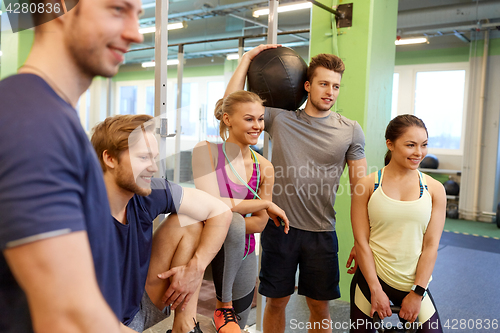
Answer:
[
  {"left": 443, "top": 179, "right": 460, "bottom": 196},
  {"left": 420, "top": 154, "right": 439, "bottom": 169},
  {"left": 446, "top": 203, "right": 459, "bottom": 219},
  {"left": 247, "top": 47, "right": 308, "bottom": 111}
]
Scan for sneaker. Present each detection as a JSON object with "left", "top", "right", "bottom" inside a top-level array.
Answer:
[
  {"left": 166, "top": 318, "right": 203, "bottom": 333},
  {"left": 189, "top": 319, "right": 202, "bottom": 333},
  {"left": 213, "top": 307, "right": 241, "bottom": 333}
]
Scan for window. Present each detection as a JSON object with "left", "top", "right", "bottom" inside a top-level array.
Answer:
[
  {"left": 114, "top": 76, "right": 225, "bottom": 154},
  {"left": 206, "top": 81, "right": 225, "bottom": 139},
  {"left": 414, "top": 70, "right": 465, "bottom": 150},
  {"left": 393, "top": 63, "right": 468, "bottom": 154},
  {"left": 115, "top": 80, "right": 158, "bottom": 116},
  {"left": 118, "top": 86, "right": 138, "bottom": 115},
  {"left": 145, "top": 86, "right": 154, "bottom": 116},
  {"left": 391, "top": 73, "right": 399, "bottom": 119},
  {"left": 85, "top": 89, "right": 91, "bottom": 131},
  {"left": 171, "top": 82, "right": 199, "bottom": 137},
  {"left": 76, "top": 89, "right": 91, "bottom": 133}
]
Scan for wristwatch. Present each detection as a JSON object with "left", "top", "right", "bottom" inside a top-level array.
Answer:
[{"left": 411, "top": 284, "right": 427, "bottom": 297}]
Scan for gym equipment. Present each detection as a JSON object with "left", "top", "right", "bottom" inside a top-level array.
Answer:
[
  {"left": 373, "top": 306, "right": 418, "bottom": 333},
  {"left": 247, "top": 47, "right": 308, "bottom": 111},
  {"left": 420, "top": 154, "right": 439, "bottom": 169},
  {"left": 443, "top": 179, "right": 460, "bottom": 196},
  {"left": 446, "top": 203, "right": 459, "bottom": 219}
]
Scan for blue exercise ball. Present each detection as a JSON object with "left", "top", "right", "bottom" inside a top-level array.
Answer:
[
  {"left": 443, "top": 180, "right": 460, "bottom": 196},
  {"left": 420, "top": 154, "right": 439, "bottom": 169}
]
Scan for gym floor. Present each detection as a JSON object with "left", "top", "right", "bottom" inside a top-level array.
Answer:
[{"left": 147, "top": 218, "right": 500, "bottom": 333}]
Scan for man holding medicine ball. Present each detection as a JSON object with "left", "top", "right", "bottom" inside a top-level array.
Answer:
[{"left": 224, "top": 44, "right": 367, "bottom": 333}]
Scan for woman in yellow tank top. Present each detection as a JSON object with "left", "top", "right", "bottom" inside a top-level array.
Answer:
[{"left": 350, "top": 115, "right": 446, "bottom": 332}]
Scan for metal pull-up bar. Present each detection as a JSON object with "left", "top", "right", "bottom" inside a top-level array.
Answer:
[
  {"left": 307, "top": 0, "right": 344, "bottom": 19},
  {"left": 307, "top": 1, "right": 353, "bottom": 28}
]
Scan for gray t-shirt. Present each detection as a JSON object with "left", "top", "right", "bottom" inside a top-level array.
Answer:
[{"left": 265, "top": 107, "right": 365, "bottom": 232}]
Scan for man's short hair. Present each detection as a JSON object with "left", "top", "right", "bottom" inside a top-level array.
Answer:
[
  {"left": 91, "top": 114, "right": 155, "bottom": 172},
  {"left": 307, "top": 54, "right": 345, "bottom": 82}
]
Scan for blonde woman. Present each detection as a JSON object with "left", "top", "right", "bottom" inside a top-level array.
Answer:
[{"left": 192, "top": 90, "right": 289, "bottom": 333}]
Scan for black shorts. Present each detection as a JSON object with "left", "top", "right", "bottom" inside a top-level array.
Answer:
[{"left": 258, "top": 219, "right": 340, "bottom": 300}]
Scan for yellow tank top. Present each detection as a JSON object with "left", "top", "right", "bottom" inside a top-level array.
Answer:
[{"left": 367, "top": 168, "right": 432, "bottom": 291}]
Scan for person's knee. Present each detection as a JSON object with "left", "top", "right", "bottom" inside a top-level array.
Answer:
[
  {"left": 306, "top": 298, "right": 330, "bottom": 315},
  {"left": 266, "top": 296, "right": 290, "bottom": 312},
  {"left": 181, "top": 220, "right": 203, "bottom": 242},
  {"left": 155, "top": 214, "right": 203, "bottom": 243},
  {"left": 224, "top": 213, "right": 246, "bottom": 247},
  {"left": 174, "top": 219, "right": 204, "bottom": 257},
  {"left": 149, "top": 214, "right": 204, "bottom": 270},
  {"left": 153, "top": 213, "right": 179, "bottom": 237},
  {"left": 161, "top": 213, "right": 204, "bottom": 229}
]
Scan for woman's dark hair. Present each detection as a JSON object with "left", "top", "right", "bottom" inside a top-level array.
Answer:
[{"left": 384, "top": 114, "right": 428, "bottom": 165}]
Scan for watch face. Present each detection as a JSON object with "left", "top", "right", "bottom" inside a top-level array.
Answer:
[{"left": 412, "top": 285, "right": 426, "bottom": 296}]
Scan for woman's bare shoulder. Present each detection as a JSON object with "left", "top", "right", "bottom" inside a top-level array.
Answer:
[{"left": 193, "top": 141, "right": 219, "bottom": 163}]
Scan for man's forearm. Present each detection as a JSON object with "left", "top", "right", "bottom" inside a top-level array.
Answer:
[{"left": 224, "top": 54, "right": 252, "bottom": 98}]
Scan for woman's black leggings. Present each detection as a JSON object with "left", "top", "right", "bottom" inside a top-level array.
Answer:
[{"left": 350, "top": 269, "right": 443, "bottom": 333}]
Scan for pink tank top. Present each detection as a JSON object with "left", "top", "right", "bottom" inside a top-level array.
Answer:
[{"left": 215, "top": 143, "right": 259, "bottom": 255}]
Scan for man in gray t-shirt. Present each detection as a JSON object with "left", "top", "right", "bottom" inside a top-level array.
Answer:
[
  {"left": 264, "top": 107, "right": 365, "bottom": 232},
  {"left": 224, "top": 45, "right": 367, "bottom": 333}
]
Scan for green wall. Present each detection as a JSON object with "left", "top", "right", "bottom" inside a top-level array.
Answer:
[
  {"left": 395, "top": 38, "right": 500, "bottom": 66},
  {"left": 395, "top": 47, "right": 470, "bottom": 65},
  {"left": 0, "top": 2, "right": 34, "bottom": 79},
  {"left": 113, "top": 64, "right": 225, "bottom": 82}
]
